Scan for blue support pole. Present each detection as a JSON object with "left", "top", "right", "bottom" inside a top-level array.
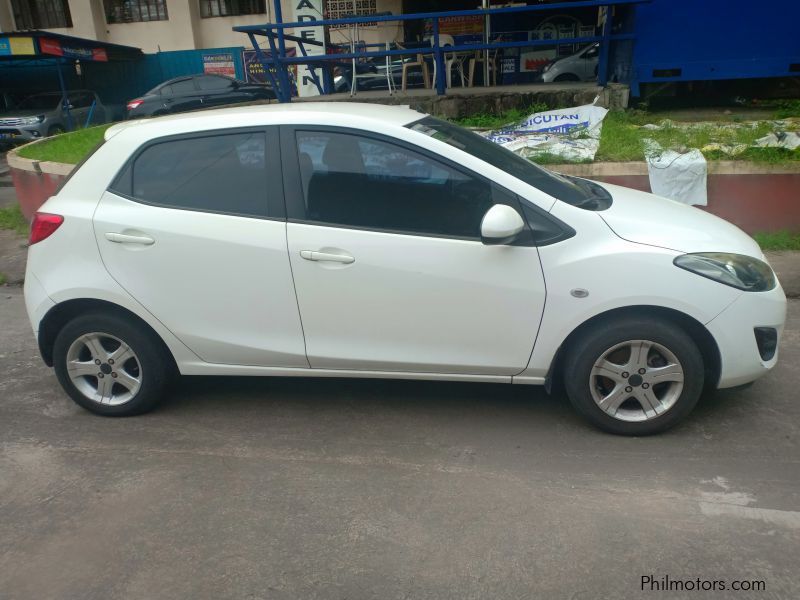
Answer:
[
  {"left": 55, "top": 61, "right": 73, "bottom": 132},
  {"left": 273, "top": 0, "right": 287, "bottom": 57},
  {"left": 597, "top": 5, "right": 614, "bottom": 86},
  {"left": 247, "top": 32, "right": 283, "bottom": 100},
  {"left": 84, "top": 99, "right": 96, "bottom": 128},
  {"left": 432, "top": 18, "right": 446, "bottom": 96},
  {"left": 264, "top": 29, "right": 294, "bottom": 103}
]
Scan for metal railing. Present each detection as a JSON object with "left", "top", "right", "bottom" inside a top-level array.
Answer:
[{"left": 234, "top": 0, "right": 648, "bottom": 103}]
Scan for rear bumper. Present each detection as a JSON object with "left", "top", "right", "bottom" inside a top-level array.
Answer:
[
  {"left": 23, "top": 271, "right": 55, "bottom": 339},
  {"left": 707, "top": 284, "right": 787, "bottom": 388}
]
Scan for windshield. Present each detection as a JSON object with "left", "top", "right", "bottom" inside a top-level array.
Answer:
[
  {"left": 18, "top": 93, "right": 62, "bottom": 110},
  {"left": 407, "top": 116, "right": 611, "bottom": 210}
]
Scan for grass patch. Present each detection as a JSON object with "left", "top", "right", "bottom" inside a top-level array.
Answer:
[
  {"left": 0, "top": 273, "right": 6, "bottom": 286},
  {"left": 595, "top": 111, "right": 646, "bottom": 162},
  {"left": 0, "top": 204, "right": 29, "bottom": 236},
  {"left": 771, "top": 100, "right": 800, "bottom": 120},
  {"left": 596, "top": 111, "right": 800, "bottom": 164},
  {"left": 453, "top": 102, "right": 549, "bottom": 129},
  {"left": 16, "top": 124, "right": 113, "bottom": 164},
  {"left": 753, "top": 231, "right": 800, "bottom": 251},
  {"left": 530, "top": 153, "right": 591, "bottom": 165}
]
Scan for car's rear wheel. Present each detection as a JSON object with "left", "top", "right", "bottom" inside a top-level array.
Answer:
[
  {"left": 53, "top": 313, "right": 171, "bottom": 416},
  {"left": 563, "top": 317, "right": 704, "bottom": 435}
]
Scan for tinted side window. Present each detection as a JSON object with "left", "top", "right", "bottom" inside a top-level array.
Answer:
[
  {"left": 69, "top": 92, "right": 93, "bottom": 108},
  {"left": 163, "top": 79, "right": 196, "bottom": 95},
  {"left": 128, "top": 132, "right": 268, "bottom": 217},
  {"left": 296, "top": 131, "right": 492, "bottom": 238},
  {"left": 197, "top": 75, "right": 234, "bottom": 91}
]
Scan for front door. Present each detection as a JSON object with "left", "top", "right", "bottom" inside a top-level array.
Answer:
[
  {"left": 94, "top": 128, "right": 307, "bottom": 368},
  {"left": 283, "top": 127, "right": 546, "bottom": 375}
]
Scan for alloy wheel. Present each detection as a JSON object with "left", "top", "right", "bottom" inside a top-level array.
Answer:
[
  {"left": 589, "top": 339, "right": 684, "bottom": 422},
  {"left": 65, "top": 332, "right": 142, "bottom": 406}
]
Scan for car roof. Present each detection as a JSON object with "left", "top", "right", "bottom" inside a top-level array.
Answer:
[{"left": 105, "top": 102, "right": 426, "bottom": 141}]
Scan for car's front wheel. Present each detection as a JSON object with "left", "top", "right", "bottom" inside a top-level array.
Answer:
[
  {"left": 53, "top": 313, "right": 172, "bottom": 416},
  {"left": 563, "top": 317, "right": 704, "bottom": 435}
]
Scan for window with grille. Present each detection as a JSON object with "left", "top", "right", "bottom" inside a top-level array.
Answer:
[
  {"left": 326, "top": 0, "right": 377, "bottom": 29},
  {"left": 103, "top": 0, "right": 168, "bottom": 23},
  {"left": 11, "top": 0, "right": 72, "bottom": 29},
  {"left": 199, "top": 0, "right": 265, "bottom": 18}
]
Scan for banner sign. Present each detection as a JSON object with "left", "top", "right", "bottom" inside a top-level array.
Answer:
[
  {"left": 203, "top": 53, "right": 236, "bottom": 77},
  {"left": 243, "top": 48, "right": 297, "bottom": 90},
  {"left": 0, "top": 36, "right": 35, "bottom": 56},
  {"left": 39, "top": 37, "right": 108, "bottom": 61},
  {"left": 485, "top": 104, "right": 609, "bottom": 162},
  {"left": 425, "top": 15, "right": 484, "bottom": 37}
]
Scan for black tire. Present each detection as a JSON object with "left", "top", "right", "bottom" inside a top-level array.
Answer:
[
  {"left": 553, "top": 73, "right": 581, "bottom": 82},
  {"left": 53, "top": 312, "right": 172, "bottom": 416},
  {"left": 47, "top": 125, "right": 65, "bottom": 137},
  {"left": 562, "top": 317, "right": 704, "bottom": 435}
]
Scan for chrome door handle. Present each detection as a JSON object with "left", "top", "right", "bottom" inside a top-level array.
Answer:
[
  {"left": 105, "top": 232, "right": 155, "bottom": 245},
  {"left": 300, "top": 250, "right": 355, "bottom": 264}
]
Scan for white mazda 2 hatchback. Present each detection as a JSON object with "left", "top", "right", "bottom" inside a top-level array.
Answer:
[{"left": 24, "top": 103, "right": 786, "bottom": 435}]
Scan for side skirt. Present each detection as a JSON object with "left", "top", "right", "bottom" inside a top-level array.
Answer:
[{"left": 178, "top": 362, "right": 545, "bottom": 385}]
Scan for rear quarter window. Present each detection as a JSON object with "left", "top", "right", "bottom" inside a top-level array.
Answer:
[{"left": 109, "top": 132, "right": 270, "bottom": 218}]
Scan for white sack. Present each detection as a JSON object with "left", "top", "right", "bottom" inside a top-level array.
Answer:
[{"left": 645, "top": 142, "right": 708, "bottom": 206}]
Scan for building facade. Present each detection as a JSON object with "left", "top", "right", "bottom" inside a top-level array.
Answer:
[{"left": 0, "top": 0, "right": 402, "bottom": 53}]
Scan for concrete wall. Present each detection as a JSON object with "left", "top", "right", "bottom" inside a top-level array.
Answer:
[{"left": 0, "top": 0, "right": 403, "bottom": 52}]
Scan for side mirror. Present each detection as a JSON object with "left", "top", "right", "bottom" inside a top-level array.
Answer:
[{"left": 480, "top": 204, "right": 525, "bottom": 245}]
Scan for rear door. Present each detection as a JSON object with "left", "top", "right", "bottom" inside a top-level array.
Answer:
[
  {"left": 94, "top": 127, "right": 307, "bottom": 368},
  {"left": 160, "top": 78, "right": 203, "bottom": 113}
]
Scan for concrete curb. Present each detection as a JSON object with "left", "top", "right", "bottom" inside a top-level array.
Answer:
[
  {"left": 6, "top": 142, "right": 75, "bottom": 176},
  {"left": 549, "top": 161, "right": 800, "bottom": 177}
]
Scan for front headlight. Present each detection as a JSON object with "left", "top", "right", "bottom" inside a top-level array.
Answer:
[
  {"left": 674, "top": 252, "right": 776, "bottom": 292},
  {"left": 542, "top": 62, "right": 553, "bottom": 73},
  {"left": 21, "top": 115, "right": 45, "bottom": 125}
]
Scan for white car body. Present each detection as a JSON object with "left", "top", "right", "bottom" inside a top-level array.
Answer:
[
  {"left": 540, "top": 43, "right": 599, "bottom": 83},
  {"left": 23, "top": 103, "right": 786, "bottom": 432}
]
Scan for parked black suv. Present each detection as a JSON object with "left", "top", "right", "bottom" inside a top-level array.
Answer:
[{"left": 126, "top": 74, "right": 275, "bottom": 118}]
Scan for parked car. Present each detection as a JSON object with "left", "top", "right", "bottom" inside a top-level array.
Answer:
[
  {"left": 0, "top": 90, "right": 107, "bottom": 143},
  {"left": 24, "top": 104, "right": 785, "bottom": 435},
  {"left": 126, "top": 74, "right": 275, "bottom": 118},
  {"left": 333, "top": 56, "right": 430, "bottom": 93},
  {"left": 539, "top": 43, "right": 599, "bottom": 83}
]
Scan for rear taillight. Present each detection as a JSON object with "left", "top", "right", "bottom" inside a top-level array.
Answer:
[
  {"left": 126, "top": 99, "right": 144, "bottom": 111},
  {"left": 29, "top": 213, "right": 64, "bottom": 245}
]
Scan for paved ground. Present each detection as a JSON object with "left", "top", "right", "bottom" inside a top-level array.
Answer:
[{"left": 0, "top": 287, "right": 798, "bottom": 599}]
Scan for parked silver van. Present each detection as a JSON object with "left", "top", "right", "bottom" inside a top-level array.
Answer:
[{"left": 539, "top": 43, "right": 599, "bottom": 83}]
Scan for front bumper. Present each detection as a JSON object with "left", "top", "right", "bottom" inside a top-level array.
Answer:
[
  {"left": 0, "top": 125, "right": 44, "bottom": 142},
  {"left": 706, "top": 283, "right": 787, "bottom": 388}
]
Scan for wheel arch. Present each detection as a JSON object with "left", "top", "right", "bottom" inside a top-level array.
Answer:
[
  {"left": 38, "top": 298, "right": 178, "bottom": 373},
  {"left": 546, "top": 305, "right": 722, "bottom": 393}
]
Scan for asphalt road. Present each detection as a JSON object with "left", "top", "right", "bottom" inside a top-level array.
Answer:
[{"left": 1, "top": 288, "right": 798, "bottom": 600}]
